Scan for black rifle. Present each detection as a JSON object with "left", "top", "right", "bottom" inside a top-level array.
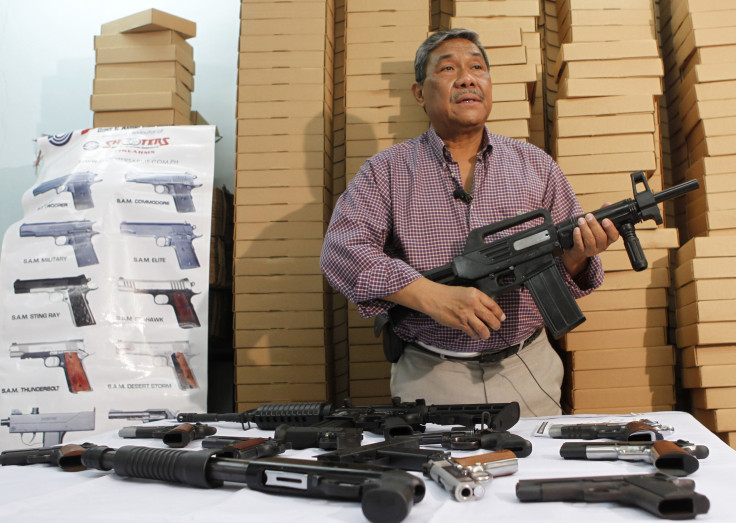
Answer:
[
  {"left": 417, "top": 427, "right": 532, "bottom": 457},
  {"left": 177, "top": 397, "right": 520, "bottom": 438},
  {"left": 516, "top": 473, "right": 710, "bottom": 519},
  {"left": 559, "top": 439, "right": 709, "bottom": 477},
  {"left": 79, "top": 445, "right": 425, "bottom": 523},
  {"left": 547, "top": 419, "right": 674, "bottom": 441},
  {"left": 376, "top": 172, "right": 700, "bottom": 358},
  {"left": 118, "top": 422, "right": 216, "bottom": 448}
]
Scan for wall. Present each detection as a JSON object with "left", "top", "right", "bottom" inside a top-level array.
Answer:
[{"left": 0, "top": 0, "right": 239, "bottom": 240}]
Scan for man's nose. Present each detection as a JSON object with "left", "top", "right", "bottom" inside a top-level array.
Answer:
[{"left": 455, "top": 69, "right": 476, "bottom": 88}]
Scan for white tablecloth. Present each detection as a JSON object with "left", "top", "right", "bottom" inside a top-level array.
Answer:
[{"left": 0, "top": 410, "right": 733, "bottom": 522}]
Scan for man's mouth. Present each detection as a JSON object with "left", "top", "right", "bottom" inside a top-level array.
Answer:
[{"left": 452, "top": 90, "right": 484, "bottom": 104}]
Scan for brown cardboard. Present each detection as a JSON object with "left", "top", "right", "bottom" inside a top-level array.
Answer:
[
  {"left": 677, "top": 322, "right": 736, "bottom": 347},
  {"left": 235, "top": 309, "right": 328, "bottom": 330},
  {"left": 95, "top": 62, "right": 194, "bottom": 91},
  {"left": 234, "top": 328, "right": 325, "bottom": 348},
  {"left": 94, "top": 30, "right": 189, "bottom": 49},
  {"left": 568, "top": 404, "right": 673, "bottom": 415},
  {"left": 234, "top": 239, "right": 323, "bottom": 259},
  {"left": 578, "top": 288, "right": 668, "bottom": 311},
  {"left": 345, "top": 25, "right": 429, "bottom": 45},
  {"left": 489, "top": 63, "right": 537, "bottom": 84},
  {"left": 563, "top": 25, "right": 654, "bottom": 44},
  {"left": 691, "top": 387, "right": 736, "bottom": 409},
  {"left": 350, "top": 361, "right": 392, "bottom": 380},
  {"left": 234, "top": 292, "right": 324, "bottom": 312},
  {"left": 234, "top": 220, "right": 325, "bottom": 241},
  {"left": 569, "top": 365, "right": 674, "bottom": 389},
  {"left": 237, "top": 117, "right": 329, "bottom": 136},
  {"left": 96, "top": 44, "right": 194, "bottom": 73},
  {"left": 239, "top": 67, "right": 328, "bottom": 86},
  {"left": 566, "top": 171, "right": 642, "bottom": 195},
  {"left": 236, "top": 134, "right": 330, "bottom": 154},
  {"left": 349, "top": 378, "right": 391, "bottom": 398},
  {"left": 682, "top": 345, "right": 736, "bottom": 367},
  {"left": 683, "top": 364, "right": 736, "bottom": 388},
  {"left": 448, "top": 16, "right": 538, "bottom": 34},
  {"left": 674, "top": 258, "right": 736, "bottom": 288},
  {"left": 238, "top": 83, "right": 329, "bottom": 103},
  {"left": 558, "top": 76, "right": 662, "bottom": 98},
  {"left": 566, "top": 385, "right": 674, "bottom": 409},
  {"left": 555, "top": 113, "right": 656, "bottom": 138},
  {"left": 562, "top": 327, "right": 667, "bottom": 351},
  {"left": 486, "top": 119, "right": 530, "bottom": 139},
  {"left": 568, "top": 345, "right": 674, "bottom": 370},
  {"left": 677, "top": 280, "right": 736, "bottom": 307},
  {"left": 240, "top": 50, "right": 331, "bottom": 70},
  {"left": 452, "top": 0, "right": 540, "bottom": 17},
  {"left": 242, "top": 1, "right": 332, "bottom": 20},
  {"left": 93, "top": 78, "right": 191, "bottom": 104},
  {"left": 90, "top": 92, "right": 189, "bottom": 113},
  {"left": 236, "top": 383, "right": 329, "bottom": 404},
  {"left": 101, "top": 9, "right": 196, "bottom": 39},
  {"left": 693, "top": 408, "right": 736, "bottom": 432},
  {"left": 555, "top": 95, "right": 655, "bottom": 117},
  {"left": 233, "top": 273, "right": 324, "bottom": 294},
  {"left": 597, "top": 266, "right": 671, "bottom": 292},
  {"left": 235, "top": 364, "right": 329, "bottom": 384},
  {"left": 236, "top": 169, "right": 328, "bottom": 189},
  {"left": 241, "top": 17, "right": 330, "bottom": 37},
  {"left": 346, "top": 11, "right": 428, "bottom": 29},
  {"left": 555, "top": 133, "right": 654, "bottom": 157},
  {"left": 560, "top": 58, "right": 663, "bottom": 80},
  {"left": 679, "top": 298, "right": 736, "bottom": 326},
  {"left": 557, "top": 151, "right": 656, "bottom": 175},
  {"left": 235, "top": 346, "right": 328, "bottom": 366},
  {"left": 234, "top": 202, "right": 327, "bottom": 224},
  {"left": 93, "top": 109, "right": 190, "bottom": 127},
  {"left": 235, "top": 150, "right": 330, "bottom": 171},
  {"left": 599, "top": 248, "right": 670, "bottom": 271},
  {"left": 576, "top": 307, "right": 667, "bottom": 332},
  {"left": 233, "top": 255, "right": 322, "bottom": 277}
]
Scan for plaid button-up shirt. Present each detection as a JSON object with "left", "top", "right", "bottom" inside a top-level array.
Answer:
[{"left": 321, "top": 125, "right": 604, "bottom": 353}]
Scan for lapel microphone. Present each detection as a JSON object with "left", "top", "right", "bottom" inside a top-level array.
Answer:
[{"left": 453, "top": 187, "right": 473, "bottom": 204}]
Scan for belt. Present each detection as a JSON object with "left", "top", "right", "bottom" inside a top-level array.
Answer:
[{"left": 407, "top": 329, "right": 543, "bottom": 364}]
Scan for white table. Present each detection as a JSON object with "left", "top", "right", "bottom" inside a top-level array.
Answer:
[{"left": 0, "top": 411, "right": 733, "bottom": 522}]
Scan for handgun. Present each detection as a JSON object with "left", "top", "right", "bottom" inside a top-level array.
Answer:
[
  {"left": 547, "top": 419, "right": 674, "bottom": 441},
  {"left": 9, "top": 339, "right": 92, "bottom": 392},
  {"left": 19, "top": 220, "right": 99, "bottom": 266},
  {"left": 32, "top": 172, "right": 99, "bottom": 209},
  {"left": 117, "top": 277, "right": 200, "bottom": 328},
  {"left": 125, "top": 172, "right": 202, "bottom": 213},
  {"left": 118, "top": 422, "right": 216, "bottom": 448},
  {"left": 120, "top": 221, "right": 201, "bottom": 269},
  {"left": 114, "top": 339, "right": 198, "bottom": 389},
  {"left": 13, "top": 274, "right": 96, "bottom": 327}
]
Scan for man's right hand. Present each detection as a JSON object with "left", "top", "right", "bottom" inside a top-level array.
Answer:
[{"left": 384, "top": 278, "right": 505, "bottom": 339}]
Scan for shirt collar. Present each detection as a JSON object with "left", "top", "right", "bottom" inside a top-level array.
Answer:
[{"left": 427, "top": 124, "right": 493, "bottom": 164}]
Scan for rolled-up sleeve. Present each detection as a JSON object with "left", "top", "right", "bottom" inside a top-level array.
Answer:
[{"left": 320, "top": 156, "right": 421, "bottom": 318}]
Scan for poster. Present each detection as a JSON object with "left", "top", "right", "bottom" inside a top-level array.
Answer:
[{"left": 0, "top": 125, "right": 216, "bottom": 449}]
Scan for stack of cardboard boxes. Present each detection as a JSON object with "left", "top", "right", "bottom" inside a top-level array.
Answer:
[
  {"left": 659, "top": 0, "right": 736, "bottom": 447},
  {"left": 343, "top": 0, "right": 429, "bottom": 404},
  {"left": 233, "top": 0, "right": 338, "bottom": 410},
  {"left": 550, "top": 0, "right": 681, "bottom": 414},
  {"left": 91, "top": 9, "right": 196, "bottom": 127},
  {"left": 439, "top": 0, "right": 543, "bottom": 145}
]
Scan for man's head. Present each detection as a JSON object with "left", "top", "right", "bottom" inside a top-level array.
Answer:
[{"left": 412, "top": 29, "right": 493, "bottom": 137}]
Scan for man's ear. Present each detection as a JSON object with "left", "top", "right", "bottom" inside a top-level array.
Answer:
[{"left": 411, "top": 82, "right": 425, "bottom": 108}]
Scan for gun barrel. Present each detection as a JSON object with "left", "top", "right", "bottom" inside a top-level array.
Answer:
[{"left": 653, "top": 179, "right": 700, "bottom": 205}]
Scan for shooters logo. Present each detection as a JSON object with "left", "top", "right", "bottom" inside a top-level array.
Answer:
[{"left": 48, "top": 132, "right": 74, "bottom": 146}]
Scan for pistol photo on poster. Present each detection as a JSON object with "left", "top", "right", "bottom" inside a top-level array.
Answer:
[
  {"left": 124, "top": 172, "right": 202, "bottom": 213},
  {"left": 114, "top": 339, "right": 198, "bottom": 389},
  {"left": 117, "top": 277, "right": 200, "bottom": 328},
  {"left": 9, "top": 339, "right": 92, "bottom": 393},
  {"left": 13, "top": 275, "right": 97, "bottom": 327},
  {"left": 120, "top": 221, "right": 201, "bottom": 269},
  {"left": 32, "top": 172, "right": 100, "bottom": 209},
  {"left": 19, "top": 220, "right": 100, "bottom": 266}
]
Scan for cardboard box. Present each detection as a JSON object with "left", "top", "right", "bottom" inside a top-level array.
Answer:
[
  {"left": 240, "top": 17, "right": 330, "bottom": 37},
  {"left": 241, "top": 1, "right": 333, "bottom": 20},
  {"left": 555, "top": 133, "right": 654, "bottom": 157},
  {"left": 693, "top": 408, "right": 736, "bottom": 433},
  {"left": 233, "top": 273, "right": 324, "bottom": 294},
  {"left": 238, "top": 67, "right": 328, "bottom": 87},
  {"left": 486, "top": 119, "right": 530, "bottom": 139},
  {"left": 101, "top": 9, "right": 196, "bottom": 39},
  {"left": 557, "top": 150, "right": 657, "bottom": 175},
  {"left": 568, "top": 404, "right": 673, "bottom": 415},
  {"left": 683, "top": 344, "right": 736, "bottom": 367},
  {"left": 234, "top": 238, "right": 324, "bottom": 259},
  {"left": 345, "top": 25, "right": 429, "bottom": 45},
  {"left": 234, "top": 202, "right": 328, "bottom": 224},
  {"left": 94, "top": 30, "right": 190, "bottom": 49},
  {"left": 562, "top": 327, "right": 667, "bottom": 351},
  {"left": 560, "top": 58, "right": 663, "bottom": 80},
  {"left": 569, "top": 365, "right": 674, "bottom": 389},
  {"left": 349, "top": 361, "right": 392, "bottom": 380},
  {"left": 237, "top": 117, "right": 330, "bottom": 136},
  {"left": 95, "top": 62, "right": 194, "bottom": 91},
  {"left": 90, "top": 92, "right": 189, "bottom": 113},
  {"left": 233, "top": 292, "right": 324, "bottom": 313},
  {"left": 234, "top": 328, "right": 325, "bottom": 348},
  {"left": 233, "top": 255, "right": 322, "bottom": 278},
  {"left": 235, "top": 364, "right": 329, "bottom": 384},
  {"left": 674, "top": 258, "right": 736, "bottom": 288},
  {"left": 96, "top": 44, "right": 194, "bottom": 73},
  {"left": 691, "top": 387, "right": 736, "bottom": 409},
  {"left": 555, "top": 95, "right": 655, "bottom": 117},
  {"left": 236, "top": 383, "right": 329, "bottom": 404},
  {"left": 566, "top": 385, "right": 674, "bottom": 409},
  {"left": 599, "top": 248, "right": 669, "bottom": 271},
  {"left": 568, "top": 345, "right": 674, "bottom": 370},
  {"left": 236, "top": 133, "right": 330, "bottom": 154},
  {"left": 349, "top": 378, "right": 391, "bottom": 398},
  {"left": 234, "top": 220, "right": 325, "bottom": 241},
  {"left": 578, "top": 288, "right": 668, "bottom": 311},
  {"left": 683, "top": 364, "right": 736, "bottom": 388},
  {"left": 240, "top": 50, "right": 331, "bottom": 70},
  {"left": 93, "top": 108, "right": 190, "bottom": 127},
  {"left": 235, "top": 346, "right": 328, "bottom": 366},
  {"left": 558, "top": 76, "right": 662, "bottom": 98},
  {"left": 93, "top": 77, "right": 191, "bottom": 104},
  {"left": 452, "top": 0, "right": 540, "bottom": 17},
  {"left": 555, "top": 113, "right": 656, "bottom": 138},
  {"left": 677, "top": 279, "right": 736, "bottom": 307},
  {"left": 235, "top": 150, "right": 330, "bottom": 171},
  {"left": 677, "top": 322, "right": 736, "bottom": 347},
  {"left": 678, "top": 299, "right": 736, "bottom": 327},
  {"left": 563, "top": 24, "right": 654, "bottom": 44},
  {"left": 576, "top": 308, "right": 667, "bottom": 332}
]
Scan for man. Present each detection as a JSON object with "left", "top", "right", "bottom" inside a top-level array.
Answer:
[{"left": 320, "top": 29, "right": 620, "bottom": 416}]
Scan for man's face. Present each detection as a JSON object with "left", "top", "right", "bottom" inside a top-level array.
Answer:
[{"left": 412, "top": 38, "right": 493, "bottom": 134}]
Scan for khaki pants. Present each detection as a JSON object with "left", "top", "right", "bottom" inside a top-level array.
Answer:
[{"left": 390, "top": 330, "right": 563, "bottom": 417}]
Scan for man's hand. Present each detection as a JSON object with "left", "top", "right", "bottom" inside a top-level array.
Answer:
[
  {"left": 561, "top": 205, "right": 620, "bottom": 278},
  {"left": 384, "top": 278, "right": 505, "bottom": 339}
]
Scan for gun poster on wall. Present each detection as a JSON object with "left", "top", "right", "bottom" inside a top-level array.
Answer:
[{"left": 0, "top": 125, "right": 216, "bottom": 449}]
